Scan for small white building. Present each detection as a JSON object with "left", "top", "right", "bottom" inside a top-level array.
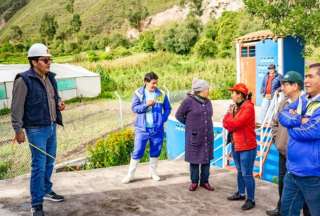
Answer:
[{"left": 0, "top": 64, "right": 101, "bottom": 109}]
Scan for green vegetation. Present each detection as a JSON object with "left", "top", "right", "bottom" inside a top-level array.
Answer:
[
  {"left": 244, "top": 0, "right": 320, "bottom": 46},
  {"left": 0, "top": 161, "right": 11, "bottom": 180},
  {"left": 81, "top": 52, "right": 235, "bottom": 100},
  {"left": 86, "top": 128, "right": 167, "bottom": 169}
]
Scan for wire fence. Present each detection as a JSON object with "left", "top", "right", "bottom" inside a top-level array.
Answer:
[{"left": 0, "top": 89, "right": 188, "bottom": 180}]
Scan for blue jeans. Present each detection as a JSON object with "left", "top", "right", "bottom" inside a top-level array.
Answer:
[
  {"left": 26, "top": 123, "right": 57, "bottom": 207},
  {"left": 132, "top": 128, "right": 164, "bottom": 160},
  {"left": 281, "top": 172, "right": 320, "bottom": 216},
  {"left": 258, "top": 97, "right": 271, "bottom": 124},
  {"left": 190, "top": 163, "right": 210, "bottom": 184},
  {"left": 232, "top": 145, "right": 257, "bottom": 201}
]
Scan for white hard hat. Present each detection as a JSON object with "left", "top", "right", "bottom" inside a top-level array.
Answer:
[{"left": 27, "top": 43, "right": 52, "bottom": 57}]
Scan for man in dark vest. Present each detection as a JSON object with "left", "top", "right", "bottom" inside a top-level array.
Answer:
[{"left": 11, "top": 43, "right": 65, "bottom": 216}]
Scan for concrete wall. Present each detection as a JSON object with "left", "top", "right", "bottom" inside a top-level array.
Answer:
[{"left": 76, "top": 76, "right": 101, "bottom": 98}]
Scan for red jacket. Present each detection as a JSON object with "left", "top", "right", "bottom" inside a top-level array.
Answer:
[{"left": 223, "top": 100, "right": 257, "bottom": 152}]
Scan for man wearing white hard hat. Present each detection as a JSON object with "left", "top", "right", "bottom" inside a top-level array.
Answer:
[{"left": 11, "top": 43, "right": 65, "bottom": 216}]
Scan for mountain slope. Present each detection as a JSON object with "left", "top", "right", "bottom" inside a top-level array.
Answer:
[{"left": 0, "top": 0, "right": 180, "bottom": 41}]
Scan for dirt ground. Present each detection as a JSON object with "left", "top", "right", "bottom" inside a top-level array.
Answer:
[{"left": 0, "top": 160, "right": 278, "bottom": 216}]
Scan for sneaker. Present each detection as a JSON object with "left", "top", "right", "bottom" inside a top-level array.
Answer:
[
  {"left": 189, "top": 183, "right": 198, "bottom": 191},
  {"left": 266, "top": 208, "right": 280, "bottom": 216},
  {"left": 241, "top": 199, "right": 256, "bottom": 211},
  {"left": 44, "top": 191, "right": 64, "bottom": 202},
  {"left": 227, "top": 192, "right": 246, "bottom": 201},
  {"left": 200, "top": 183, "right": 215, "bottom": 191},
  {"left": 31, "top": 205, "right": 45, "bottom": 216}
]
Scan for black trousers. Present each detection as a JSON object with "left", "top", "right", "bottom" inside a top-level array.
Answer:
[
  {"left": 278, "top": 153, "right": 311, "bottom": 216},
  {"left": 190, "top": 163, "right": 210, "bottom": 184}
]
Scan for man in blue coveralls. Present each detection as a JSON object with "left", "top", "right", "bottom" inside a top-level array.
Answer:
[{"left": 122, "top": 72, "right": 171, "bottom": 184}]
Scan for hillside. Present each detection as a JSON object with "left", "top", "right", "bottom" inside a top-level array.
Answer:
[{"left": 0, "top": 0, "right": 180, "bottom": 41}]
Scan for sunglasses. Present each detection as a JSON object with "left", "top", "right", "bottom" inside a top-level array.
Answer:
[{"left": 38, "top": 58, "right": 52, "bottom": 64}]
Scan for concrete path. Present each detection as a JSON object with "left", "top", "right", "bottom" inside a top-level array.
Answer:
[{"left": 0, "top": 160, "right": 278, "bottom": 216}]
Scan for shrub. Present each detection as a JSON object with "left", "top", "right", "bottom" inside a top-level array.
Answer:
[
  {"left": 112, "top": 46, "right": 132, "bottom": 58},
  {"left": 162, "top": 17, "right": 202, "bottom": 55},
  {"left": 87, "top": 51, "right": 99, "bottom": 62},
  {"left": 0, "top": 161, "right": 11, "bottom": 180},
  {"left": 86, "top": 128, "right": 135, "bottom": 168},
  {"left": 109, "top": 33, "right": 131, "bottom": 49},
  {"left": 193, "top": 37, "right": 217, "bottom": 58},
  {"left": 0, "top": 108, "right": 11, "bottom": 116},
  {"left": 136, "top": 31, "right": 155, "bottom": 52}
]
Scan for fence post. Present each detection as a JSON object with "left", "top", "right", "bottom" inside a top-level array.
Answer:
[{"left": 115, "top": 91, "right": 124, "bottom": 129}]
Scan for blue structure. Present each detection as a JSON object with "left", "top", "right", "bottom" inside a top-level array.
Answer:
[
  {"left": 236, "top": 30, "right": 305, "bottom": 105},
  {"left": 165, "top": 118, "right": 279, "bottom": 183}
]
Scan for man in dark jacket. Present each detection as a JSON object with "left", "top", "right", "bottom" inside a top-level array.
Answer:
[
  {"left": 266, "top": 71, "right": 310, "bottom": 216},
  {"left": 279, "top": 64, "right": 320, "bottom": 216},
  {"left": 11, "top": 43, "right": 65, "bottom": 216}
]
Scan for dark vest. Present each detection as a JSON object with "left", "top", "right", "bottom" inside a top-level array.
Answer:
[{"left": 15, "top": 68, "right": 63, "bottom": 128}]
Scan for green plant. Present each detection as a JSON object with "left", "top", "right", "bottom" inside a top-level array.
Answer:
[
  {"left": 112, "top": 46, "right": 132, "bottom": 58},
  {"left": 0, "top": 161, "right": 11, "bottom": 180},
  {"left": 162, "top": 16, "right": 202, "bottom": 54},
  {"left": 0, "top": 108, "right": 11, "bottom": 116},
  {"left": 86, "top": 128, "right": 135, "bottom": 168},
  {"left": 127, "top": 0, "right": 149, "bottom": 29},
  {"left": 136, "top": 31, "right": 155, "bottom": 52},
  {"left": 87, "top": 51, "right": 99, "bottom": 62},
  {"left": 193, "top": 37, "right": 217, "bottom": 58}
]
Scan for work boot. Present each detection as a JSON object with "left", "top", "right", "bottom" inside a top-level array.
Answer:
[
  {"left": 266, "top": 207, "right": 280, "bottom": 216},
  {"left": 241, "top": 199, "right": 256, "bottom": 211},
  {"left": 149, "top": 157, "right": 161, "bottom": 181},
  {"left": 227, "top": 192, "right": 246, "bottom": 201},
  {"left": 122, "top": 158, "right": 139, "bottom": 184},
  {"left": 31, "top": 205, "right": 45, "bottom": 216}
]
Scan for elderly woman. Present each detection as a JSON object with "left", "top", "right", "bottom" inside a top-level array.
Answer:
[
  {"left": 175, "top": 79, "right": 214, "bottom": 192},
  {"left": 223, "top": 83, "right": 257, "bottom": 211}
]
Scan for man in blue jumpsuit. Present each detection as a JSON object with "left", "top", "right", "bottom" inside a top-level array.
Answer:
[{"left": 122, "top": 72, "right": 171, "bottom": 184}]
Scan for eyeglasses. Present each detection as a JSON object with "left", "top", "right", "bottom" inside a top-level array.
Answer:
[{"left": 38, "top": 58, "right": 52, "bottom": 64}]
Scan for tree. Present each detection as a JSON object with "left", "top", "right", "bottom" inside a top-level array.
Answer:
[
  {"left": 39, "top": 13, "right": 59, "bottom": 43},
  {"left": 244, "top": 0, "right": 320, "bottom": 46},
  {"left": 70, "top": 13, "right": 81, "bottom": 33},
  {"left": 127, "top": 0, "right": 149, "bottom": 30},
  {"left": 10, "top": 25, "right": 23, "bottom": 41},
  {"left": 65, "top": 0, "right": 75, "bottom": 14},
  {"left": 180, "top": 0, "right": 203, "bottom": 16}
]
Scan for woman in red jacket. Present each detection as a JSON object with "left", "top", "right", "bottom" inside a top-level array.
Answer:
[{"left": 223, "top": 83, "right": 257, "bottom": 211}]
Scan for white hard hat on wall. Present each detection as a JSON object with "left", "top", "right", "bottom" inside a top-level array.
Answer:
[{"left": 27, "top": 43, "right": 52, "bottom": 57}]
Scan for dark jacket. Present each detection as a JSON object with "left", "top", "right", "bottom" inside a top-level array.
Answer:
[
  {"left": 260, "top": 72, "right": 282, "bottom": 97},
  {"left": 132, "top": 86, "right": 171, "bottom": 132},
  {"left": 175, "top": 94, "right": 214, "bottom": 164},
  {"left": 16, "top": 68, "right": 63, "bottom": 128}
]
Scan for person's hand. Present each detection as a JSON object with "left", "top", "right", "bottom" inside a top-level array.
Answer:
[
  {"left": 58, "top": 101, "right": 65, "bottom": 111},
  {"left": 289, "top": 109, "right": 297, "bottom": 115},
  {"left": 146, "top": 99, "right": 156, "bottom": 107},
  {"left": 228, "top": 104, "right": 236, "bottom": 114},
  {"left": 15, "top": 131, "right": 25, "bottom": 144},
  {"left": 301, "top": 117, "right": 309, "bottom": 124}
]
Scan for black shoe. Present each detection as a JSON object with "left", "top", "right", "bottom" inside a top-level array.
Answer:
[
  {"left": 31, "top": 205, "right": 45, "bottom": 216},
  {"left": 227, "top": 192, "right": 246, "bottom": 201},
  {"left": 266, "top": 208, "right": 280, "bottom": 216},
  {"left": 44, "top": 191, "right": 64, "bottom": 202},
  {"left": 241, "top": 199, "right": 255, "bottom": 211}
]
